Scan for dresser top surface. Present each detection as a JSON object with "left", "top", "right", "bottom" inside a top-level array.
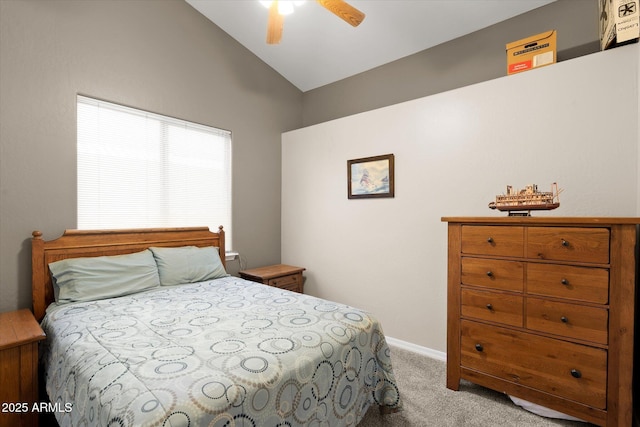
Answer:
[{"left": 441, "top": 216, "right": 640, "bottom": 225}]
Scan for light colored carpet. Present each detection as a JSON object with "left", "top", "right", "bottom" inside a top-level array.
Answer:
[{"left": 359, "top": 345, "right": 595, "bottom": 427}]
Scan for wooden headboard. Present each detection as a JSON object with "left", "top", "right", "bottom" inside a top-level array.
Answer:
[{"left": 31, "top": 226, "right": 225, "bottom": 322}]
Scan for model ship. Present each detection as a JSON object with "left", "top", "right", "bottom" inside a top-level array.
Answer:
[{"left": 489, "top": 183, "right": 562, "bottom": 215}]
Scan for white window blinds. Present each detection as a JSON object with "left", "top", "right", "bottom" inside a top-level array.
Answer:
[{"left": 77, "top": 95, "right": 232, "bottom": 248}]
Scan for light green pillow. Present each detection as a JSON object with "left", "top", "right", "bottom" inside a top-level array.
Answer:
[
  {"left": 149, "top": 246, "right": 228, "bottom": 286},
  {"left": 49, "top": 249, "right": 160, "bottom": 304}
]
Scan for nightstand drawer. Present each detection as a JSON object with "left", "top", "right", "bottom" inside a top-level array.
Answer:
[
  {"left": 268, "top": 273, "right": 300, "bottom": 289},
  {"left": 239, "top": 264, "right": 305, "bottom": 293}
]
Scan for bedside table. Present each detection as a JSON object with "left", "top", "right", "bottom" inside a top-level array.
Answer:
[
  {"left": 0, "top": 309, "right": 46, "bottom": 427},
  {"left": 239, "top": 264, "right": 306, "bottom": 293}
]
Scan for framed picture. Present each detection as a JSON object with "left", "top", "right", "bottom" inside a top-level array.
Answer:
[{"left": 347, "top": 154, "right": 394, "bottom": 199}]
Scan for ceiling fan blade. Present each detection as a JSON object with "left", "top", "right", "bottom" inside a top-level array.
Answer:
[
  {"left": 316, "top": 0, "right": 365, "bottom": 27},
  {"left": 266, "top": 1, "right": 284, "bottom": 44}
]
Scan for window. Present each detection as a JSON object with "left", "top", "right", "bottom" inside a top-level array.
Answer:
[{"left": 77, "top": 95, "right": 232, "bottom": 248}]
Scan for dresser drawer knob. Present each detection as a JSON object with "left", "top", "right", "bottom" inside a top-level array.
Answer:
[
  {"left": 486, "top": 304, "right": 493, "bottom": 311},
  {"left": 561, "top": 316, "right": 568, "bottom": 323},
  {"left": 487, "top": 237, "right": 493, "bottom": 243},
  {"left": 561, "top": 278, "right": 569, "bottom": 286},
  {"left": 561, "top": 239, "right": 569, "bottom": 247},
  {"left": 486, "top": 271, "right": 493, "bottom": 277},
  {"left": 475, "top": 344, "right": 484, "bottom": 352},
  {"left": 570, "top": 369, "right": 582, "bottom": 379}
]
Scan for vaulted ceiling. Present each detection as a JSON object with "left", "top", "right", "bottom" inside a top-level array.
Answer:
[{"left": 186, "top": 0, "right": 556, "bottom": 92}]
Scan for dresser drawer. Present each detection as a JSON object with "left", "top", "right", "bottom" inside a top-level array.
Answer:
[
  {"left": 461, "top": 226, "right": 524, "bottom": 257},
  {"left": 526, "top": 298, "right": 608, "bottom": 344},
  {"left": 461, "top": 258, "right": 524, "bottom": 292},
  {"left": 527, "top": 263, "right": 609, "bottom": 304},
  {"left": 461, "top": 288, "right": 523, "bottom": 327},
  {"left": 527, "top": 227, "right": 610, "bottom": 264},
  {"left": 460, "top": 320, "right": 607, "bottom": 409}
]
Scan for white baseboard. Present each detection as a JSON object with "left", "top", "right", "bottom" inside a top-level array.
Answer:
[{"left": 385, "top": 336, "right": 446, "bottom": 362}]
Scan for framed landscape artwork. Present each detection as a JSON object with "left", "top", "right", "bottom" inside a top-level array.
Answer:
[{"left": 347, "top": 154, "right": 394, "bottom": 199}]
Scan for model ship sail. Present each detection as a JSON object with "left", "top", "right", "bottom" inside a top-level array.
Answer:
[{"left": 489, "top": 183, "right": 562, "bottom": 215}]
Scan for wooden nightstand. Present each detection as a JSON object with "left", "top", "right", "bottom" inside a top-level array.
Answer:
[
  {"left": 0, "top": 309, "right": 46, "bottom": 427},
  {"left": 239, "top": 264, "right": 306, "bottom": 293}
]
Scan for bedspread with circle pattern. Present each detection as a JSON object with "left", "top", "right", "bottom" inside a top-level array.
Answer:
[{"left": 41, "top": 276, "right": 401, "bottom": 426}]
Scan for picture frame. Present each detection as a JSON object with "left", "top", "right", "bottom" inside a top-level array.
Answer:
[{"left": 347, "top": 154, "right": 394, "bottom": 199}]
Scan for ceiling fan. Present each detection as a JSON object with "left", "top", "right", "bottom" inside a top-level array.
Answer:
[{"left": 265, "top": 0, "right": 365, "bottom": 44}]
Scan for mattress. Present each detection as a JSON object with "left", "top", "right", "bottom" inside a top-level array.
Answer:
[{"left": 40, "top": 276, "right": 401, "bottom": 426}]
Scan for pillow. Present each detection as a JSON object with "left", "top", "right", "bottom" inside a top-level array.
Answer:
[
  {"left": 49, "top": 249, "right": 160, "bottom": 305},
  {"left": 149, "top": 246, "right": 228, "bottom": 286}
]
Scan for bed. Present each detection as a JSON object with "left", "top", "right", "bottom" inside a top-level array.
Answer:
[{"left": 32, "top": 226, "right": 401, "bottom": 426}]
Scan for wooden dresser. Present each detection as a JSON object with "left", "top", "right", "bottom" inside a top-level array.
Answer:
[{"left": 442, "top": 217, "right": 638, "bottom": 427}]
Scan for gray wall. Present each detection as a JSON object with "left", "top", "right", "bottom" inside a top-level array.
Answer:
[
  {"left": 0, "top": 0, "right": 302, "bottom": 313},
  {"left": 301, "top": 0, "right": 600, "bottom": 126},
  {"left": 284, "top": 44, "right": 640, "bottom": 352},
  {"left": 0, "top": 0, "right": 604, "bottom": 315}
]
